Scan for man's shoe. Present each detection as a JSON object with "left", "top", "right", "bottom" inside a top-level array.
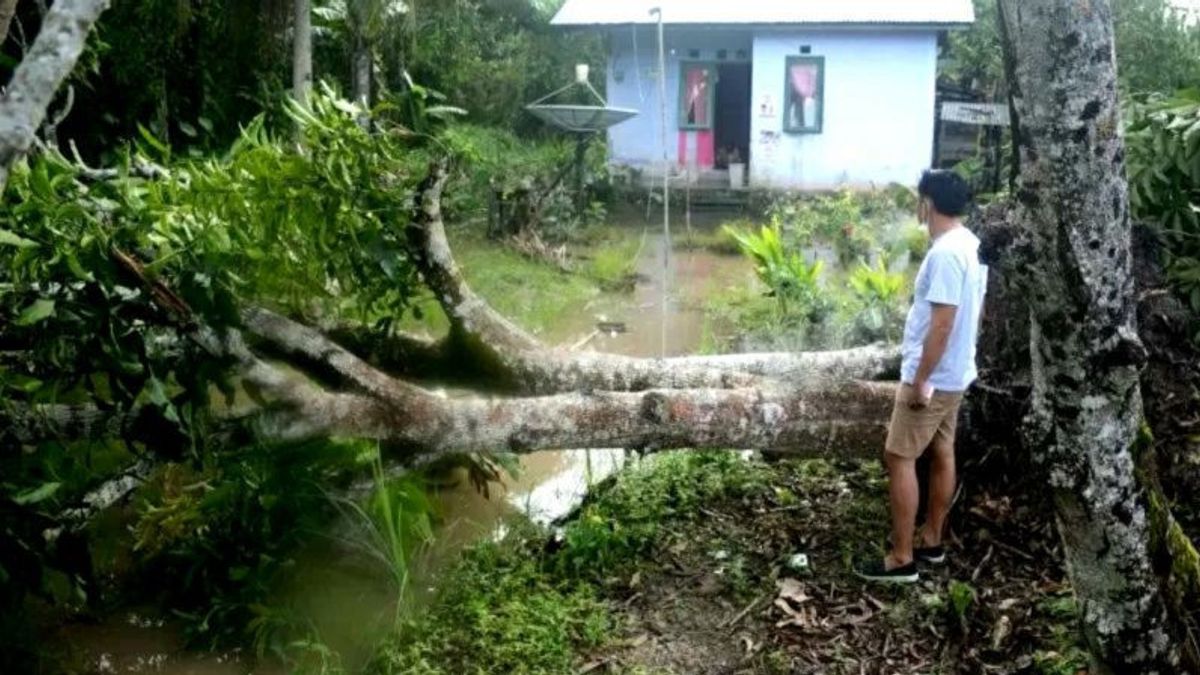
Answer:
[
  {"left": 855, "top": 559, "right": 919, "bottom": 584},
  {"left": 885, "top": 535, "right": 948, "bottom": 566},
  {"left": 914, "top": 545, "right": 946, "bottom": 565}
]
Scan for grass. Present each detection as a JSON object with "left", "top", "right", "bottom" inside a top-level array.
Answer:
[
  {"left": 673, "top": 226, "right": 744, "bottom": 256},
  {"left": 399, "top": 233, "right": 604, "bottom": 339},
  {"left": 584, "top": 228, "right": 646, "bottom": 291},
  {"left": 368, "top": 530, "right": 613, "bottom": 675}
]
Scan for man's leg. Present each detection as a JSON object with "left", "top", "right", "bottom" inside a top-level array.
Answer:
[
  {"left": 886, "top": 452, "right": 920, "bottom": 567},
  {"left": 922, "top": 434, "right": 955, "bottom": 547}
]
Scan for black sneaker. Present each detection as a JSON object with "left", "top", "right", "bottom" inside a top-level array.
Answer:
[
  {"left": 885, "top": 535, "right": 948, "bottom": 566},
  {"left": 914, "top": 545, "right": 946, "bottom": 565},
  {"left": 855, "top": 559, "right": 919, "bottom": 584}
]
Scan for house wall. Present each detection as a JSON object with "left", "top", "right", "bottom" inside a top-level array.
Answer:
[
  {"left": 749, "top": 30, "right": 939, "bottom": 189},
  {"left": 602, "top": 26, "right": 939, "bottom": 190},
  {"left": 604, "top": 27, "right": 753, "bottom": 174}
]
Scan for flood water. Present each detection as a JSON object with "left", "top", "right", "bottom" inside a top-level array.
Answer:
[{"left": 52, "top": 217, "right": 756, "bottom": 674}]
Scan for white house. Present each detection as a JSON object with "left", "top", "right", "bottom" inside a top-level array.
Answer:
[{"left": 551, "top": 0, "right": 974, "bottom": 190}]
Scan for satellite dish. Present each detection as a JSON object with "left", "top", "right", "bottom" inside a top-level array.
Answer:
[
  {"left": 526, "top": 105, "right": 638, "bottom": 134},
  {"left": 526, "top": 64, "right": 638, "bottom": 135}
]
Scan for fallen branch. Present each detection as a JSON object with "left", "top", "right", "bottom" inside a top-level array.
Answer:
[{"left": 0, "top": 0, "right": 111, "bottom": 193}]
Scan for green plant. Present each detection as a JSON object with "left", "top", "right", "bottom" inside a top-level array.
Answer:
[
  {"left": 586, "top": 230, "right": 645, "bottom": 291},
  {"left": 898, "top": 224, "right": 929, "bottom": 262},
  {"left": 724, "top": 223, "right": 828, "bottom": 321},
  {"left": 369, "top": 533, "right": 611, "bottom": 675},
  {"left": 130, "top": 438, "right": 369, "bottom": 652},
  {"left": 554, "top": 451, "right": 768, "bottom": 580},
  {"left": 1125, "top": 88, "right": 1200, "bottom": 322},
  {"left": 848, "top": 259, "right": 908, "bottom": 343},
  {"left": 947, "top": 579, "right": 976, "bottom": 622},
  {"left": 328, "top": 456, "right": 434, "bottom": 621}
]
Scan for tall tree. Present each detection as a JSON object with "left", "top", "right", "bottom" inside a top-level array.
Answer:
[{"left": 998, "top": 0, "right": 1185, "bottom": 671}]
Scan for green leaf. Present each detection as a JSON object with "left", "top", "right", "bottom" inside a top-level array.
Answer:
[
  {"left": 12, "top": 482, "right": 61, "bottom": 506},
  {"left": 6, "top": 374, "right": 44, "bottom": 393},
  {"left": 15, "top": 299, "right": 55, "bottom": 326},
  {"left": 179, "top": 121, "right": 198, "bottom": 138},
  {"left": 136, "top": 124, "right": 171, "bottom": 158},
  {"left": 0, "top": 228, "right": 37, "bottom": 248}
]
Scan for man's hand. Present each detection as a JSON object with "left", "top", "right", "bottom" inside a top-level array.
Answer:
[
  {"left": 907, "top": 380, "right": 935, "bottom": 410},
  {"left": 911, "top": 302, "right": 957, "bottom": 409}
]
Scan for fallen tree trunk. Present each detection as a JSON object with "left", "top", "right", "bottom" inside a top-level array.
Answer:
[{"left": 240, "top": 305, "right": 895, "bottom": 457}]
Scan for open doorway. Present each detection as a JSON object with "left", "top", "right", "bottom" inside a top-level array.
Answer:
[{"left": 715, "top": 62, "right": 752, "bottom": 171}]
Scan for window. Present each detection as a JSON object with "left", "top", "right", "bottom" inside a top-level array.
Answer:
[
  {"left": 678, "top": 62, "right": 714, "bottom": 130},
  {"left": 784, "top": 56, "right": 825, "bottom": 134}
]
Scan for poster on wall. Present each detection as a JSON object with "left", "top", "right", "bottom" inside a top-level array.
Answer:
[{"left": 758, "top": 93, "right": 777, "bottom": 119}]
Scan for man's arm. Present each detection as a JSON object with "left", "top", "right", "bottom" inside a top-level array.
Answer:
[{"left": 910, "top": 302, "right": 957, "bottom": 407}]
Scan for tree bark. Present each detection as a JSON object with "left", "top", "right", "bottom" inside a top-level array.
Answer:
[
  {"left": 0, "top": 0, "right": 19, "bottom": 47},
  {"left": 292, "top": 0, "right": 313, "bottom": 109},
  {"left": 999, "top": 1, "right": 1177, "bottom": 671},
  {"left": 0, "top": 0, "right": 109, "bottom": 194},
  {"left": 352, "top": 31, "right": 371, "bottom": 128}
]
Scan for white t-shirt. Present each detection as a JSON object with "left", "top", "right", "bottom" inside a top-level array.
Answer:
[{"left": 900, "top": 226, "right": 988, "bottom": 392}]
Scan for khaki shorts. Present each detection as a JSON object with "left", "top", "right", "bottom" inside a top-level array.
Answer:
[{"left": 884, "top": 384, "right": 964, "bottom": 459}]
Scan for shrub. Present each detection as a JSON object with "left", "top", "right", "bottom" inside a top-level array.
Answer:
[
  {"left": 724, "top": 223, "right": 831, "bottom": 323},
  {"left": 1125, "top": 89, "right": 1200, "bottom": 319},
  {"left": 848, "top": 259, "right": 908, "bottom": 343}
]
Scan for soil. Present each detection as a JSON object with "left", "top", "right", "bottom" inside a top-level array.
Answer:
[{"left": 582, "top": 459, "right": 1083, "bottom": 675}]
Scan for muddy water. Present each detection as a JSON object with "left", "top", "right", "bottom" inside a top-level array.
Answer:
[{"left": 52, "top": 226, "right": 754, "bottom": 674}]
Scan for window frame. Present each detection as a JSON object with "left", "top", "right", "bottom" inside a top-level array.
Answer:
[
  {"left": 677, "top": 61, "right": 716, "bottom": 131},
  {"left": 783, "top": 55, "right": 826, "bottom": 135}
]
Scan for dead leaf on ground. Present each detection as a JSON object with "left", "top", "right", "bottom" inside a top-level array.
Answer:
[{"left": 775, "top": 577, "right": 811, "bottom": 606}]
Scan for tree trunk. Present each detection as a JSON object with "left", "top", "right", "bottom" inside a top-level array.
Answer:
[
  {"left": 352, "top": 31, "right": 371, "bottom": 129},
  {"left": 292, "top": 0, "right": 312, "bottom": 109},
  {"left": 998, "top": 1, "right": 1177, "bottom": 671}
]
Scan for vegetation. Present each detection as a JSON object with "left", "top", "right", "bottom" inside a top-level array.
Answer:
[
  {"left": 1125, "top": 88, "right": 1200, "bottom": 317},
  {"left": 713, "top": 189, "right": 917, "bottom": 351}
]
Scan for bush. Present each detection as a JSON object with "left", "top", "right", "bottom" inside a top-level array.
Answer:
[
  {"left": 370, "top": 535, "right": 611, "bottom": 675},
  {"left": 1125, "top": 89, "right": 1200, "bottom": 317},
  {"left": 724, "top": 223, "right": 832, "bottom": 324},
  {"left": 848, "top": 259, "right": 908, "bottom": 343},
  {"left": 440, "top": 124, "right": 611, "bottom": 240}
]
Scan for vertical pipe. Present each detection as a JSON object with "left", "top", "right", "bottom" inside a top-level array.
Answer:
[{"left": 652, "top": 7, "right": 670, "bottom": 358}]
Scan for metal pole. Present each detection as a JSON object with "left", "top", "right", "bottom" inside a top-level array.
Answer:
[{"left": 652, "top": 7, "right": 670, "bottom": 358}]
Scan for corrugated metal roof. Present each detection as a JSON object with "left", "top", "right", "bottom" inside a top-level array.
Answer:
[{"left": 551, "top": 0, "right": 975, "bottom": 27}]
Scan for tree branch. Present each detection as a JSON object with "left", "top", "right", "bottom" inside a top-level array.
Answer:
[
  {"left": 0, "top": 0, "right": 19, "bottom": 47},
  {"left": 405, "top": 160, "right": 901, "bottom": 394},
  {"left": 0, "top": 0, "right": 109, "bottom": 194}
]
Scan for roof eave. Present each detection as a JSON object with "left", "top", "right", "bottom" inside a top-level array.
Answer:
[{"left": 549, "top": 21, "right": 975, "bottom": 30}]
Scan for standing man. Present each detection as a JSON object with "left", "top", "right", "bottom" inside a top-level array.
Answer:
[{"left": 857, "top": 170, "right": 988, "bottom": 584}]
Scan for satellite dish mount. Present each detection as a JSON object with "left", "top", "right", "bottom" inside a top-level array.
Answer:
[{"left": 526, "top": 64, "right": 638, "bottom": 212}]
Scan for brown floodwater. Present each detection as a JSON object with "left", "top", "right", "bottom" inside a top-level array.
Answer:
[{"left": 49, "top": 225, "right": 755, "bottom": 674}]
